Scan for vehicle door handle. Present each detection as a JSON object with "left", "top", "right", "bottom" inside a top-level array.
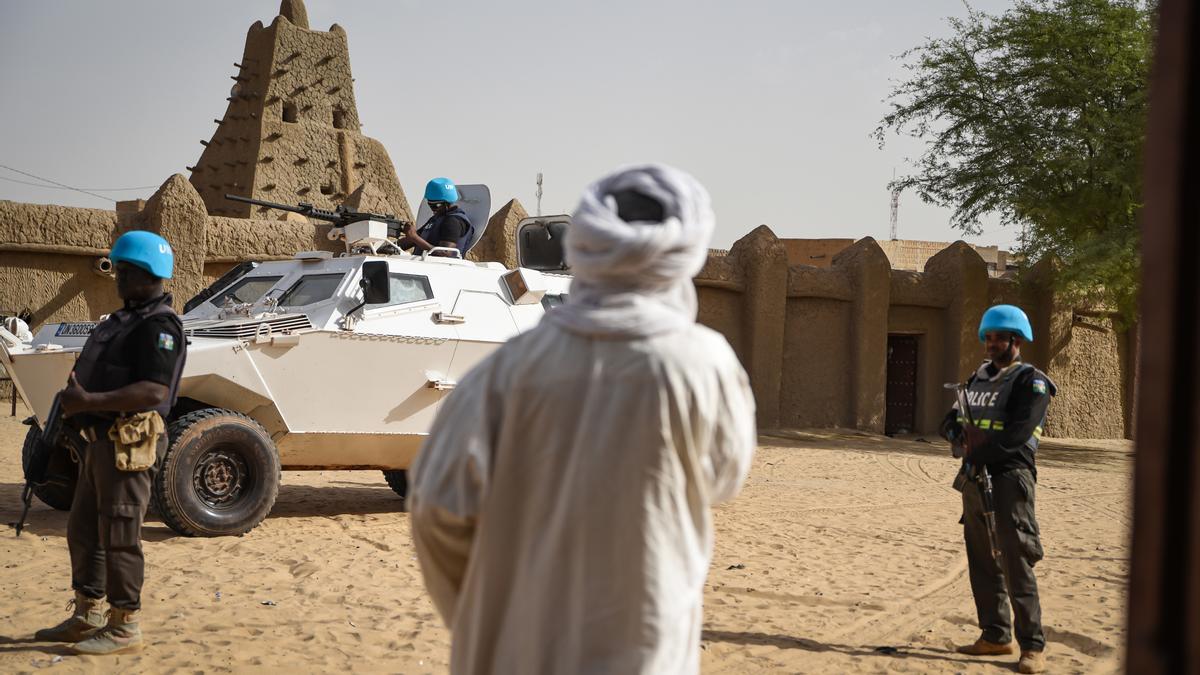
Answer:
[{"left": 426, "top": 378, "right": 457, "bottom": 391}]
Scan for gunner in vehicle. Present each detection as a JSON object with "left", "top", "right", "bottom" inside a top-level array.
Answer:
[
  {"left": 399, "top": 177, "right": 475, "bottom": 257},
  {"left": 34, "top": 230, "right": 186, "bottom": 655}
]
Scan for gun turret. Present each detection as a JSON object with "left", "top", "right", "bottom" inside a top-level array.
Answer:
[{"left": 224, "top": 194, "right": 411, "bottom": 236}]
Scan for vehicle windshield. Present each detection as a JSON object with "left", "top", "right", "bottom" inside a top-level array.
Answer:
[
  {"left": 366, "top": 273, "right": 434, "bottom": 309},
  {"left": 210, "top": 275, "right": 283, "bottom": 307},
  {"left": 278, "top": 273, "right": 345, "bottom": 307}
]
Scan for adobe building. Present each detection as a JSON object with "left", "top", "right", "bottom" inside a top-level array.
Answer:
[
  {"left": 693, "top": 227, "right": 1135, "bottom": 439},
  {"left": 191, "top": 0, "right": 413, "bottom": 223},
  {"left": 0, "top": 1, "right": 1134, "bottom": 440},
  {"left": 783, "top": 238, "right": 1017, "bottom": 277}
]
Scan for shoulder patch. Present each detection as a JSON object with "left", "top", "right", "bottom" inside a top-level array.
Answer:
[
  {"left": 157, "top": 332, "right": 176, "bottom": 351},
  {"left": 1032, "top": 378, "right": 1047, "bottom": 395}
]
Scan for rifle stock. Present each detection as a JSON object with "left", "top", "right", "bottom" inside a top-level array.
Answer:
[{"left": 15, "top": 393, "right": 83, "bottom": 536}]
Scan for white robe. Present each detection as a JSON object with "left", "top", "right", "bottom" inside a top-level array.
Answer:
[{"left": 410, "top": 321, "right": 756, "bottom": 674}]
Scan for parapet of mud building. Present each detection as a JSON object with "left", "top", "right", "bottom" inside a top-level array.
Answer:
[
  {"left": 190, "top": 0, "right": 413, "bottom": 224},
  {"left": 693, "top": 228, "right": 1134, "bottom": 439},
  {"left": 0, "top": 201, "right": 120, "bottom": 325},
  {"left": 0, "top": 173, "right": 343, "bottom": 334},
  {"left": 783, "top": 237, "right": 1017, "bottom": 278}
]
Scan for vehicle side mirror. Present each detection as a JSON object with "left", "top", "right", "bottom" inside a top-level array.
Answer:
[{"left": 360, "top": 261, "right": 390, "bottom": 305}]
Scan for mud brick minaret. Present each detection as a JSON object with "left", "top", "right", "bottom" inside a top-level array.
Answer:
[{"left": 188, "top": 0, "right": 413, "bottom": 222}]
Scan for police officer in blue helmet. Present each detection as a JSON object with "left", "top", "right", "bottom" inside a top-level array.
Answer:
[
  {"left": 36, "top": 230, "right": 186, "bottom": 655},
  {"left": 398, "top": 177, "right": 475, "bottom": 257},
  {"left": 940, "top": 304, "right": 1055, "bottom": 674}
]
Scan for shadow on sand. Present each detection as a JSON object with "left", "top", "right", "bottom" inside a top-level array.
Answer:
[
  {"left": 0, "top": 635, "right": 75, "bottom": 659},
  {"left": 761, "top": 429, "right": 1132, "bottom": 472},
  {"left": 701, "top": 629, "right": 989, "bottom": 667},
  {"left": 1, "top": 479, "right": 408, "bottom": 541}
]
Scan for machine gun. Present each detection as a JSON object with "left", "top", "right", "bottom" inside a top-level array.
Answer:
[
  {"left": 16, "top": 393, "right": 85, "bottom": 536},
  {"left": 224, "top": 194, "right": 411, "bottom": 238},
  {"left": 944, "top": 381, "right": 1004, "bottom": 568}
]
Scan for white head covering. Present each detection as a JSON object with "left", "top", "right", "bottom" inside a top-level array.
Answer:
[{"left": 547, "top": 163, "right": 714, "bottom": 339}]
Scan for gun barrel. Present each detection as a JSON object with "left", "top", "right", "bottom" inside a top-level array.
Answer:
[
  {"left": 223, "top": 194, "right": 411, "bottom": 232},
  {"left": 224, "top": 193, "right": 302, "bottom": 213}
]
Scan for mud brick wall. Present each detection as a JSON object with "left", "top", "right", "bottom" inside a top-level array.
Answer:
[{"left": 692, "top": 227, "right": 1134, "bottom": 439}]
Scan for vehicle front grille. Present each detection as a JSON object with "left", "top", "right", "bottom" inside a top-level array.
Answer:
[{"left": 183, "top": 314, "right": 314, "bottom": 340}]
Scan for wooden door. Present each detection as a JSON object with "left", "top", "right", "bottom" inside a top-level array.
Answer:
[{"left": 885, "top": 335, "right": 918, "bottom": 435}]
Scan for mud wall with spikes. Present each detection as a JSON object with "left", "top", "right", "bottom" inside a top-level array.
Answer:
[
  {"left": 691, "top": 226, "right": 1134, "bottom": 439},
  {"left": 0, "top": 175, "right": 341, "bottom": 330}
]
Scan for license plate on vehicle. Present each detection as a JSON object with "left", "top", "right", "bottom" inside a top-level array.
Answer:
[{"left": 55, "top": 322, "right": 96, "bottom": 337}]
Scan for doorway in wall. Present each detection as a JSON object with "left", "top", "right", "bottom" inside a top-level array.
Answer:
[{"left": 886, "top": 334, "right": 919, "bottom": 435}]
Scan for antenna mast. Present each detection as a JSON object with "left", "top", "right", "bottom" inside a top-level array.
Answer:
[
  {"left": 536, "top": 172, "right": 543, "bottom": 217},
  {"left": 889, "top": 169, "right": 900, "bottom": 241}
]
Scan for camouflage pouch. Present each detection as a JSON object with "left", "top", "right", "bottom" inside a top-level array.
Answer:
[{"left": 108, "top": 411, "right": 164, "bottom": 472}]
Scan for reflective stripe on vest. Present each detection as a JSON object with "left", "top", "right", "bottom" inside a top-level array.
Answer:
[{"left": 965, "top": 362, "right": 1044, "bottom": 453}]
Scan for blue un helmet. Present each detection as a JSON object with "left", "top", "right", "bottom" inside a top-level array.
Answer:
[
  {"left": 424, "top": 177, "right": 459, "bottom": 204},
  {"left": 978, "top": 304, "right": 1033, "bottom": 342},
  {"left": 110, "top": 230, "right": 174, "bottom": 279}
]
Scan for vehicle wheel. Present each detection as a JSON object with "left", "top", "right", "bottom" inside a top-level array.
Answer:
[
  {"left": 20, "top": 424, "right": 77, "bottom": 511},
  {"left": 382, "top": 469, "right": 407, "bottom": 501},
  {"left": 153, "top": 409, "right": 280, "bottom": 537}
]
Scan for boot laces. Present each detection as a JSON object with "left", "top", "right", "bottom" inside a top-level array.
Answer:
[{"left": 86, "top": 609, "right": 119, "bottom": 640}]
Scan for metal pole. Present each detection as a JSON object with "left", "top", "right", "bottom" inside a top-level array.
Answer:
[{"left": 536, "top": 172, "right": 543, "bottom": 217}]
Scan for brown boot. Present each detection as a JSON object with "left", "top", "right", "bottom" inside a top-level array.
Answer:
[
  {"left": 72, "top": 608, "right": 143, "bottom": 655},
  {"left": 34, "top": 593, "right": 106, "bottom": 642},
  {"left": 956, "top": 638, "right": 1015, "bottom": 656},
  {"left": 1019, "top": 649, "right": 1047, "bottom": 673}
]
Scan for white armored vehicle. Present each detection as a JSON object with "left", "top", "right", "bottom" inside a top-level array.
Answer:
[{"left": 1, "top": 187, "right": 573, "bottom": 536}]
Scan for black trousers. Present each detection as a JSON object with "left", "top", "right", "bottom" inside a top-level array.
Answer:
[
  {"left": 67, "top": 435, "right": 155, "bottom": 610},
  {"left": 961, "top": 466, "right": 1045, "bottom": 651}
]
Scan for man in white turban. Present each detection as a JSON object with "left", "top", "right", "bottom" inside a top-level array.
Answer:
[{"left": 410, "top": 163, "right": 756, "bottom": 675}]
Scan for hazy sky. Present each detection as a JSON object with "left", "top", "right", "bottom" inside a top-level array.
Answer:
[{"left": 0, "top": 0, "right": 1018, "bottom": 250}]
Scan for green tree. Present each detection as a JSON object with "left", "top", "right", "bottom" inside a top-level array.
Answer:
[{"left": 875, "top": 0, "right": 1153, "bottom": 321}]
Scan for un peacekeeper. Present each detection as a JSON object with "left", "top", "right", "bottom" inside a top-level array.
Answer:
[
  {"left": 398, "top": 177, "right": 475, "bottom": 257},
  {"left": 939, "top": 304, "right": 1056, "bottom": 674},
  {"left": 34, "top": 230, "right": 186, "bottom": 655}
]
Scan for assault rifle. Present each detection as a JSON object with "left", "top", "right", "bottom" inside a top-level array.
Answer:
[
  {"left": 944, "top": 381, "right": 1004, "bottom": 567},
  {"left": 224, "top": 194, "right": 411, "bottom": 237},
  {"left": 16, "top": 393, "right": 85, "bottom": 536}
]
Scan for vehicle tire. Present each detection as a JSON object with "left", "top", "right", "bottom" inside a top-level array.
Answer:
[
  {"left": 382, "top": 469, "right": 407, "bottom": 501},
  {"left": 153, "top": 408, "right": 280, "bottom": 537},
  {"left": 20, "top": 424, "right": 77, "bottom": 511}
]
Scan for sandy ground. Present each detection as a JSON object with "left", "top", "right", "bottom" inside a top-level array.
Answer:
[{"left": 0, "top": 401, "right": 1131, "bottom": 674}]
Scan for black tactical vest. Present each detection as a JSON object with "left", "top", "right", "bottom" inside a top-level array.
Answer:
[
  {"left": 417, "top": 206, "right": 475, "bottom": 256},
  {"left": 960, "top": 362, "right": 1046, "bottom": 453},
  {"left": 72, "top": 293, "right": 186, "bottom": 422}
]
